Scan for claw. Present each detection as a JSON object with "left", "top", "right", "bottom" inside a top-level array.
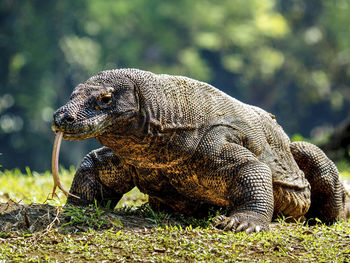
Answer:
[
  {"left": 214, "top": 215, "right": 227, "bottom": 228},
  {"left": 214, "top": 213, "right": 268, "bottom": 233},
  {"left": 245, "top": 225, "right": 255, "bottom": 234},
  {"left": 255, "top": 225, "right": 262, "bottom": 233},
  {"left": 236, "top": 222, "right": 249, "bottom": 232},
  {"left": 224, "top": 218, "right": 237, "bottom": 230},
  {"left": 215, "top": 215, "right": 226, "bottom": 223}
]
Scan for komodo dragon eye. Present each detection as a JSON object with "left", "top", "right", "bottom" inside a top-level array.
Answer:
[
  {"left": 95, "top": 93, "right": 113, "bottom": 110},
  {"left": 101, "top": 94, "right": 112, "bottom": 104}
]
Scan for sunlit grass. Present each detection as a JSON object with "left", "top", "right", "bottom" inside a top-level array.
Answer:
[
  {"left": 0, "top": 167, "right": 147, "bottom": 207},
  {"left": 342, "top": 171, "right": 350, "bottom": 180},
  {"left": 0, "top": 167, "right": 73, "bottom": 206},
  {"left": 0, "top": 168, "right": 349, "bottom": 262}
]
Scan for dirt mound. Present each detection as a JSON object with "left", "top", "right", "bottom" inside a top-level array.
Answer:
[
  {"left": 0, "top": 200, "right": 158, "bottom": 233},
  {"left": 0, "top": 200, "right": 60, "bottom": 232}
]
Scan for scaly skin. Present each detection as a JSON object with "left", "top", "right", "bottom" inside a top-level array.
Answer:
[{"left": 52, "top": 68, "right": 346, "bottom": 233}]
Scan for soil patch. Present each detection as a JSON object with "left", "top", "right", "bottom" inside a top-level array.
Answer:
[{"left": 0, "top": 200, "right": 158, "bottom": 234}]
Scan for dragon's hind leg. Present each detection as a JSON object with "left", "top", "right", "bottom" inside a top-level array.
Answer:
[{"left": 290, "top": 141, "right": 346, "bottom": 223}]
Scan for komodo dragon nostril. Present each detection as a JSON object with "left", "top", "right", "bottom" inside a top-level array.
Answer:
[
  {"left": 65, "top": 115, "right": 75, "bottom": 123},
  {"left": 54, "top": 112, "right": 76, "bottom": 125}
]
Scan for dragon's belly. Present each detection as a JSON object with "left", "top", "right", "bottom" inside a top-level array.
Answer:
[{"left": 133, "top": 166, "right": 230, "bottom": 211}]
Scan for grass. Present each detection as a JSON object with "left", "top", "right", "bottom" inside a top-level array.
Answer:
[
  {"left": 0, "top": 168, "right": 350, "bottom": 262},
  {"left": 0, "top": 166, "right": 147, "bottom": 207}
]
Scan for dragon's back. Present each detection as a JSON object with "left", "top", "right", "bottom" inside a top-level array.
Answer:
[
  {"left": 99, "top": 69, "right": 269, "bottom": 131},
  {"left": 90, "top": 69, "right": 303, "bottom": 178}
]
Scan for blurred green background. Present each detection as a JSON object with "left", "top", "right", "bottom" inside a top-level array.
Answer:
[{"left": 1, "top": 0, "right": 349, "bottom": 172}]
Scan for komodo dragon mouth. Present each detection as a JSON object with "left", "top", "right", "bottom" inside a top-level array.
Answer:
[
  {"left": 51, "top": 110, "right": 136, "bottom": 141},
  {"left": 51, "top": 115, "right": 113, "bottom": 140}
]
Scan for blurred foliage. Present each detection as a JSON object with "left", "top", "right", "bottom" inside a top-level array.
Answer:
[{"left": 0, "top": 0, "right": 350, "bottom": 171}]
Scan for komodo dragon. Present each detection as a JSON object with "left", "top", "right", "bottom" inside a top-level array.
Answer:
[{"left": 52, "top": 68, "right": 346, "bottom": 233}]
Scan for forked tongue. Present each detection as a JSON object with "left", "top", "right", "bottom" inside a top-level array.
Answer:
[{"left": 51, "top": 131, "right": 80, "bottom": 199}]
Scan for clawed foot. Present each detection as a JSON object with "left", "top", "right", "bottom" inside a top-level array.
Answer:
[{"left": 214, "top": 213, "right": 269, "bottom": 234}]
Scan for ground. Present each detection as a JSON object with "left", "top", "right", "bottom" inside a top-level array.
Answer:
[{"left": 0, "top": 168, "right": 350, "bottom": 262}]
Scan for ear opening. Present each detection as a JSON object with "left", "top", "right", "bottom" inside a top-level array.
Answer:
[{"left": 123, "top": 77, "right": 142, "bottom": 113}]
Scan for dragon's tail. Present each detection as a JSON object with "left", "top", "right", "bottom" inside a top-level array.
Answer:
[{"left": 342, "top": 180, "right": 350, "bottom": 219}]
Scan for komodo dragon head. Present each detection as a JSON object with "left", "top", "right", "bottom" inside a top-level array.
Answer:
[{"left": 52, "top": 72, "right": 139, "bottom": 140}]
